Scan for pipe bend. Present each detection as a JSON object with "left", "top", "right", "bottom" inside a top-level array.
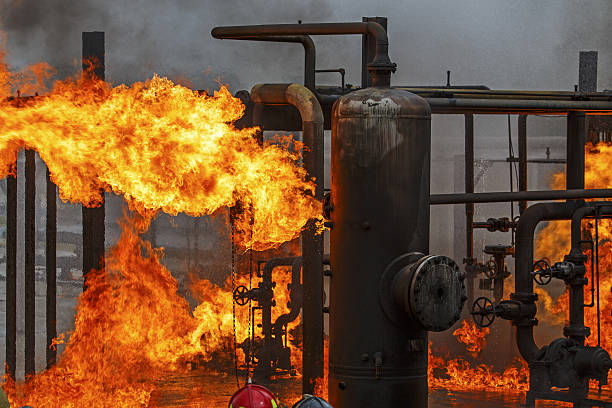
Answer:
[{"left": 251, "top": 83, "right": 323, "bottom": 124}]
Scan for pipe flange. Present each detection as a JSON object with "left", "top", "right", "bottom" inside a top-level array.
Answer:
[{"left": 378, "top": 252, "right": 425, "bottom": 327}]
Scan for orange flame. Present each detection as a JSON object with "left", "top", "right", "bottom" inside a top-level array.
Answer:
[
  {"left": 452, "top": 320, "right": 490, "bottom": 358},
  {"left": 535, "top": 142, "right": 612, "bottom": 389},
  {"left": 0, "top": 36, "right": 322, "bottom": 406},
  {"left": 0, "top": 44, "right": 321, "bottom": 250}
]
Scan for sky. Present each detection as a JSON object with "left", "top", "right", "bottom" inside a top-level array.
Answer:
[{"left": 0, "top": 0, "right": 610, "bottom": 93}]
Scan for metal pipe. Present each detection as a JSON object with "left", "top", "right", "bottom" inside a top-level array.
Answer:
[
  {"left": 518, "top": 115, "right": 527, "bottom": 213},
  {"left": 212, "top": 22, "right": 395, "bottom": 87},
  {"left": 5, "top": 170, "right": 17, "bottom": 379},
  {"left": 46, "top": 168, "right": 57, "bottom": 368},
  {"left": 272, "top": 257, "right": 303, "bottom": 334},
  {"left": 397, "top": 87, "right": 612, "bottom": 100},
  {"left": 425, "top": 97, "right": 612, "bottom": 115},
  {"left": 567, "top": 111, "right": 586, "bottom": 190},
  {"left": 211, "top": 35, "right": 315, "bottom": 91},
  {"left": 361, "top": 17, "right": 387, "bottom": 88},
  {"left": 464, "top": 114, "right": 475, "bottom": 309},
  {"left": 82, "top": 32, "right": 106, "bottom": 290},
  {"left": 24, "top": 149, "right": 36, "bottom": 377},
  {"left": 429, "top": 188, "right": 612, "bottom": 205},
  {"left": 251, "top": 83, "right": 324, "bottom": 394},
  {"left": 316, "top": 69, "right": 345, "bottom": 92},
  {"left": 514, "top": 201, "right": 580, "bottom": 362}
]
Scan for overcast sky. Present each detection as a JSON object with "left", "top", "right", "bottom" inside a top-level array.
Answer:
[{"left": 0, "top": 0, "right": 610, "bottom": 92}]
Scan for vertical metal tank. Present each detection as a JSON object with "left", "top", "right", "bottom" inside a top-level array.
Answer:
[{"left": 329, "top": 87, "right": 464, "bottom": 408}]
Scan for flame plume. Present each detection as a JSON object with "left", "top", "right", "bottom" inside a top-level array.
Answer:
[{"left": 0, "top": 46, "right": 321, "bottom": 250}]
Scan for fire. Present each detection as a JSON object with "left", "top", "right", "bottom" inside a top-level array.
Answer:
[
  {"left": 452, "top": 320, "right": 490, "bottom": 358},
  {"left": 0, "top": 45, "right": 321, "bottom": 250},
  {"left": 535, "top": 142, "right": 612, "bottom": 388},
  {"left": 0, "top": 37, "right": 322, "bottom": 406},
  {"left": 428, "top": 347, "right": 529, "bottom": 392}
]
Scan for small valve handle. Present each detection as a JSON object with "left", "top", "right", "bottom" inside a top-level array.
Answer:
[
  {"left": 485, "top": 258, "right": 498, "bottom": 279},
  {"left": 471, "top": 296, "right": 496, "bottom": 328},
  {"left": 232, "top": 285, "right": 250, "bottom": 306},
  {"left": 532, "top": 259, "right": 552, "bottom": 286}
]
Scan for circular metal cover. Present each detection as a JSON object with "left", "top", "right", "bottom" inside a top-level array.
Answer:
[{"left": 408, "top": 255, "right": 466, "bottom": 332}]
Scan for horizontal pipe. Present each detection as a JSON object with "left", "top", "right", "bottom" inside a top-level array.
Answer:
[
  {"left": 397, "top": 87, "right": 612, "bottom": 100},
  {"left": 212, "top": 22, "right": 395, "bottom": 87},
  {"left": 425, "top": 97, "right": 612, "bottom": 114},
  {"left": 430, "top": 189, "right": 612, "bottom": 205}
]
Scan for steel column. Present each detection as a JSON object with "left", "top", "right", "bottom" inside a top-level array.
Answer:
[
  {"left": 518, "top": 115, "right": 527, "bottom": 213},
  {"left": 5, "top": 171, "right": 17, "bottom": 379},
  {"left": 46, "top": 168, "right": 57, "bottom": 368},
  {"left": 567, "top": 111, "right": 586, "bottom": 191},
  {"left": 82, "top": 32, "right": 106, "bottom": 288},
  {"left": 24, "top": 149, "right": 36, "bottom": 377},
  {"left": 464, "top": 114, "right": 475, "bottom": 308}
]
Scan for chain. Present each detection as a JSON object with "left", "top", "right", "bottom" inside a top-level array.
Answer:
[
  {"left": 246, "top": 206, "right": 254, "bottom": 382},
  {"left": 230, "top": 209, "right": 239, "bottom": 389}
]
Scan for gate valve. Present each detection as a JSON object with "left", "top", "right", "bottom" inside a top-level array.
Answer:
[
  {"left": 550, "top": 261, "right": 576, "bottom": 281},
  {"left": 471, "top": 296, "right": 496, "bottom": 327},
  {"left": 233, "top": 285, "right": 252, "bottom": 306},
  {"left": 531, "top": 259, "right": 553, "bottom": 285}
]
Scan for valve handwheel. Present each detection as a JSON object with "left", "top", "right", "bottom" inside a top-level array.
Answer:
[
  {"left": 471, "top": 296, "right": 495, "bottom": 327},
  {"left": 233, "top": 285, "right": 250, "bottom": 306},
  {"left": 532, "top": 259, "right": 552, "bottom": 286},
  {"left": 485, "top": 258, "right": 498, "bottom": 279}
]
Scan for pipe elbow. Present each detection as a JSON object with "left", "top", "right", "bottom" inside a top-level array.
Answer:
[{"left": 285, "top": 83, "right": 323, "bottom": 124}]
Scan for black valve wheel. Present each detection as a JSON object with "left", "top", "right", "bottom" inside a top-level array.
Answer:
[
  {"left": 233, "top": 285, "right": 250, "bottom": 306},
  {"left": 485, "top": 259, "right": 498, "bottom": 279},
  {"left": 471, "top": 296, "right": 496, "bottom": 328},
  {"left": 532, "top": 259, "right": 552, "bottom": 286}
]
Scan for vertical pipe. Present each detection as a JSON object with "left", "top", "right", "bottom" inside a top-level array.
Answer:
[
  {"left": 578, "top": 51, "right": 598, "bottom": 93},
  {"left": 464, "top": 114, "right": 475, "bottom": 307},
  {"left": 302, "top": 119, "right": 325, "bottom": 394},
  {"left": 24, "top": 149, "right": 36, "bottom": 377},
  {"left": 518, "top": 115, "right": 527, "bottom": 214},
  {"left": 82, "top": 32, "right": 106, "bottom": 289},
  {"left": 46, "top": 168, "right": 57, "bottom": 368},
  {"left": 5, "top": 171, "right": 17, "bottom": 379},
  {"left": 566, "top": 111, "right": 586, "bottom": 191},
  {"left": 361, "top": 17, "right": 387, "bottom": 88}
]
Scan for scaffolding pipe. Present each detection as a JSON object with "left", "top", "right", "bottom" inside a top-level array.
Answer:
[{"left": 250, "top": 83, "right": 324, "bottom": 394}]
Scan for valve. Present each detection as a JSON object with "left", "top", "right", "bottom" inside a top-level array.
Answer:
[
  {"left": 532, "top": 259, "right": 552, "bottom": 285},
  {"left": 485, "top": 258, "right": 498, "bottom": 279},
  {"left": 233, "top": 285, "right": 251, "bottom": 306},
  {"left": 471, "top": 296, "right": 496, "bottom": 327}
]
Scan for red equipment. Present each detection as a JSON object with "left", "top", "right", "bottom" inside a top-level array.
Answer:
[{"left": 228, "top": 382, "right": 280, "bottom": 408}]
